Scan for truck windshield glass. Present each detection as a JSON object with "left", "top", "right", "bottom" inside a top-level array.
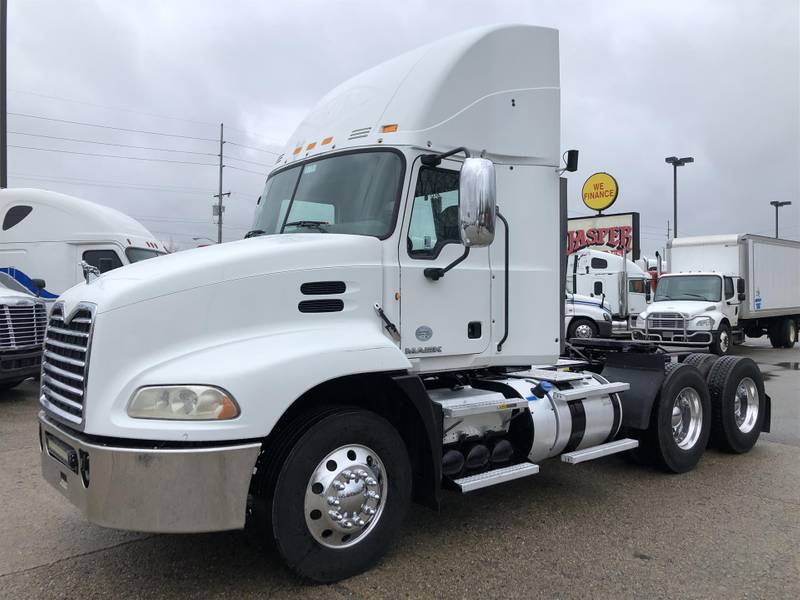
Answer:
[
  {"left": 655, "top": 275, "right": 721, "bottom": 302},
  {"left": 126, "top": 248, "right": 165, "bottom": 263},
  {"left": 252, "top": 151, "right": 403, "bottom": 239}
]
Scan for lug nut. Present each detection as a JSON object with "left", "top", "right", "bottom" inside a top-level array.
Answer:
[
  {"left": 357, "top": 470, "right": 368, "bottom": 479},
  {"left": 328, "top": 510, "right": 343, "bottom": 521},
  {"left": 363, "top": 506, "right": 376, "bottom": 515},
  {"left": 366, "top": 490, "right": 380, "bottom": 500},
  {"left": 365, "top": 477, "right": 377, "bottom": 486},
  {"left": 342, "top": 520, "right": 353, "bottom": 529},
  {"left": 333, "top": 481, "right": 345, "bottom": 491},
  {"left": 327, "top": 496, "right": 340, "bottom": 507}
]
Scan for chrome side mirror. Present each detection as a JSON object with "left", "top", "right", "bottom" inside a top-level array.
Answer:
[{"left": 459, "top": 158, "right": 496, "bottom": 247}]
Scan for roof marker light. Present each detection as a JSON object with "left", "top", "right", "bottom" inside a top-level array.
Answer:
[
  {"left": 321, "top": 136, "right": 333, "bottom": 145},
  {"left": 307, "top": 142, "right": 317, "bottom": 151},
  {"left": 293, "top": 146, "right": 302, "bottom": 156},
  {"left": 381, "top": 124, "right": 398, "bottom": 133}
]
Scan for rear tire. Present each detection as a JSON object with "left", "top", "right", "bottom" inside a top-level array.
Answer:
[
  {"left": 682, "top": 353, "right": 719, "bottom": 378},
  {"left": 707, "top": 356, "right": 766, "bottom": 453},
  {"left": 568, "top": 318, "right": 598, "bottom": 340},
  {"left": 269, "top": 408, "right": 411, "bottom": 582},
  {"left": 709, "top": 323, "right": 731, "bottom": 356},
  {"left": 639, "top": 363, "right": 711, "bottom": 473},
  {"left": 780, "top": 318, "right": 797, "bottom": 348}
]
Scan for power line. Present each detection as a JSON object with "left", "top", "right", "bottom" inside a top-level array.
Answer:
[
  {"left": 227, "top": 164, "right": 266, "bottom": 176},
  {"left": 9, "top": 171, "right": 213, "bottom": 193},
  {"left": 226, "top": 153, "right": 271, "bottom": 168},
  {"left": 8, "top": 112, "right": 217, "bottom": 141},
  {"left": 8, "top": 130, "right": 217, "bottom": 156},
  {"left": 9, "top": 144, "right": 216, "bottom": 166},
  {"left": 227, "top": 140, "right": 281, "bottom": 156},
  {"left": 9, "top": 88, "right": 220, "bottom": 128}
]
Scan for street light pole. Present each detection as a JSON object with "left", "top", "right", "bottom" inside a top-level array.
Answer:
[
  {"left": 665, "top": 156, "right": 694, "bottom": 238},
  {"left": 1, "top": 0, "right": 7, "bottom": 189},
  {"left": 769, "top": 201, "right": 792, "bottom": 238}
]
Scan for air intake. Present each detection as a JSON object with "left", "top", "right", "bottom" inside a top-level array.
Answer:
[
  {"left": 348, "top": 127, "right": 371, "bottom": 140},
  {"left": 301, "top": 281, "right": 346, "bottom": 295},
  {"left": 298, "top": 299, "right": 344, "bottom": 313}
]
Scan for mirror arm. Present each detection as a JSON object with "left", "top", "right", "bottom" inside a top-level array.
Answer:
[
  {"left": 424, "top": 247, "right": 470, "bottom": 281},
  {"left": 420, "top": 146, "right": 471, "bottom": 167},
  {"left": 496, "top": 209, "right": 510, "bottom": 352}
]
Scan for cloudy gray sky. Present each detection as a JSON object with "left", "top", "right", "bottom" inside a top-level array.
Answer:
[{"left": 6, "top": 0, "right": 800, "bottom": 254}]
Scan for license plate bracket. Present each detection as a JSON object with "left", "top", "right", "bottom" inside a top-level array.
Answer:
[{"left": 45, "top": 432, "right": 79, "bottom": 473}]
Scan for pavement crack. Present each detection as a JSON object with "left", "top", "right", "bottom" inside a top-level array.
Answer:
[{"left": 0, "top": 535, "right": 155, "bottom": 580}]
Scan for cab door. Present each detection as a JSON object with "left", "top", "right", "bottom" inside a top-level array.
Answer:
[{"left": 398, "top": 158, "right": 491, "bottom": 359}]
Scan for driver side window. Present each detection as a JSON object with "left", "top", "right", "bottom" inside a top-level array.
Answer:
[{"left": 407, "top": 167, "right": 460, "bottom": 259}]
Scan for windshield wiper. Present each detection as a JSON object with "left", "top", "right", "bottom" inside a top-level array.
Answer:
[
  {"left": 282, "top": 220, "right": 330, "bottom": 232},
  {"left": 244, "top": 229, "right": 266, "bottom": 239}
]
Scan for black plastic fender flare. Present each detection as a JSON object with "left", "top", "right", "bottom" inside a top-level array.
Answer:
[{"left": 601, "top": 352, "right": 668, "bottom": 430}]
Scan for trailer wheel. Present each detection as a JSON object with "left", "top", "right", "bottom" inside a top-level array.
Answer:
[
  {"left": 779, "top": 318, "right": 797, "bottom": 348},
  {"left": 709, "top": 323, "right": 731, "bottom": 356},
  {"left": 642, "top": 363, "right": 711, "bottom": 473},
  {"left": 269, "top": 408, "right": 411, "bottom": 582},
  {"left": 707, "top": 356, "right": 765, "bottom": 453},
  {"left": 568, "top": 318, "right": 598, "bottom": 339},
  {"left": 682, "top": 353, "right": 719, "bottom": 378}
]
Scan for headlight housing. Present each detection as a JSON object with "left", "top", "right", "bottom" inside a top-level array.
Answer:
[
  {"left": 603, "top": 312, "right": 611, "bottom": 322},
  {"left": 691, "top": 316, "right": 713, "bottom": 330},
  {"left": 128, "top": 385, "right": 240, "bottom": 420}
]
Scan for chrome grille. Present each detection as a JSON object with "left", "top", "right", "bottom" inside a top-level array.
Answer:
[
  {"left": 0, "top": 300, "right": 47, "bottom": 350},
  {"left": 647, "top": 312, "right": 685, "bottom": 330},
  {"left": 41, "top": 302, "right": 95, "bottom": 426}
]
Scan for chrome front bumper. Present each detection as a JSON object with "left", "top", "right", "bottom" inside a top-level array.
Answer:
[
  {"left": 631, "top": 329, "right": 713, "bottom": 345},
  {"left": 39, "top": 412, "right": 261, "bottom": 533}
]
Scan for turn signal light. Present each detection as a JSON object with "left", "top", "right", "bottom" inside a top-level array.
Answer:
[
  {"left": 321, "top": 136, "right": 333, "bottom": 145},
  {"left": 381, "top": 124, "right": 398, "bottom": 133}
]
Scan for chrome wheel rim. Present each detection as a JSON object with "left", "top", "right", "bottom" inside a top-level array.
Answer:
[
  {"left": 790, "top": 322, "right": 797, "bottom": 343},
  {"left": 671, "top": 386, "right": 703, "bottom": 450},
  {"left": 734, "top": 377, "right": 759, "bottom": 433},
  {"left": 304, "top": 444, "right": 387, "bottom": 549},
  {"left": 719, "top": 330, "right": 730, "bottom": 353},
  {"left": 574, "top": 323, "right": 594, "bottom": 338}
]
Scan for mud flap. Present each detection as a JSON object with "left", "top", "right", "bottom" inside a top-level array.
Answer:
[{"left": 601, "top": 352, "right": 668, "bottom": 430}]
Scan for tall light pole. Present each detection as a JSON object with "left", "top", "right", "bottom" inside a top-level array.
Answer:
[
  {"left": 665, "top": 156, "right": 694, "bottom": 238},
  {"left": 769, "top": 201, "right": 792, "bottom": 238},
  {"left": 1, "top": 0, "right": 7, "bottom": 188}
]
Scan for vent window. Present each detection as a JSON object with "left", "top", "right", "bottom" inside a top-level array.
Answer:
[{"left": 3, "top": 205, "right": 33, "bottom": 230}]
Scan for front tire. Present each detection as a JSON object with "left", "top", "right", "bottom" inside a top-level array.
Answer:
[
  {"left": 709, "top": 323, "right": 731, "bottom": 356},
  {"left": 568, "top": 318, "right": 598, "bottom": 340},
  {"left": 271, "top": 409, "right": 411, "bottom": 582},
  {"left": 640, "top": 363, "right": 711, "bottom": 473},
  {"left": 708, "top": 356, "right": 766, "bottom": 453}
]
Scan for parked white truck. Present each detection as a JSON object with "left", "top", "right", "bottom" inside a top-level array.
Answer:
[
  {"left": 564, "top": 291, "right": 613, "bottom": 339},
  {"left": 38, "top": 26, "right": 770, "bottom": 582},
  {"left": 567, "top": 248, "right": 651, "bottom": 332},
  {"left": 0, "top": 188, "right": 165, "bottom": 300},
  {"left": 633, "top": 234, "right": 800, "bottom": 354},
  {"left": 0, "top": 282, "right": 47, "bottom": 390}
]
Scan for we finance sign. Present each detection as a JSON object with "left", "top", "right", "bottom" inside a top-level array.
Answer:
[{"left": 566, "top": 212, "right": 640, "bottom": 260}]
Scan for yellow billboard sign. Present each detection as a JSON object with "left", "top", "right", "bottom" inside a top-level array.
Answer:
[{"left": 581, "top": 172, "right": 618, "bottom": 212}]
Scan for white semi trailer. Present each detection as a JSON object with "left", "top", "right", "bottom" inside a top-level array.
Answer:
[
  {"left": 633, "top": 234, "right": 800, "bottom": 354},
  {"left": 38, "top": 26, "right": 770, "bottom": 582}
]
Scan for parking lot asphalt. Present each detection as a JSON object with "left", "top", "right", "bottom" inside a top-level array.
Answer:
[{"left": 1, "top": 341, "right": 798, "bottom": 599}]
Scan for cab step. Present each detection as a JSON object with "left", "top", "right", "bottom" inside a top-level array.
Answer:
[
  {"left": 453, "top": 462, "right": 539, "bottom": 493},
  {"left": 429, "top": 387, "right": 528, "bottom": 418},
  {"left": 560, "top": 438, "right": 639, "bottom": 464}
]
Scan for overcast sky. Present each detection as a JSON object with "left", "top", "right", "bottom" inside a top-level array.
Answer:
[{"left": 6, "top": 0, "right": 800, "bottom": 254}]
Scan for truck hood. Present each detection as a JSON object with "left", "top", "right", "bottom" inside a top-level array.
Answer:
[
  {"left": 58, "top": 234, "right": 383, "bottom": 314},
  {"left": 643, "top": 300, "right": 718, "bottom": 318}
]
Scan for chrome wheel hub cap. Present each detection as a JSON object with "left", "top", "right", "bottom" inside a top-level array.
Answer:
[
  {"left": 671, "top": 387, "right": 703, "bottom": 450},
  {"left": 575, "top": 324, "right": 593, "bottom": 338},
  {"left": 719, "top": 331, "right": 729, "bottom": 352},
  {"left": 304, "top": 444, "right": 386, "bottom": 549},
  {"left": 734, "top": 377, "right": 759, "bottom": 433}
]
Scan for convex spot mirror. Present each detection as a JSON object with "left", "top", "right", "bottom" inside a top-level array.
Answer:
[{"left": 459, "top": 157, "right": 496, "bottom": 247}]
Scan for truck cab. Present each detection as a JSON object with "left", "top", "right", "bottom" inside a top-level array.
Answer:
[
  {"left": 0, "top": 282, "right": 47, "bottom": 391},
  {"left": 632, "top": 271, "right": 743, "bottom": 354}
]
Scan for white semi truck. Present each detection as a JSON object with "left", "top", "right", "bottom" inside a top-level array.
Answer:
[
  {"left": 0, "top": 188, "right": 165, "bottom": 300},
  {"left": 0, "top": 282, "right": 47, "bottom": 390},
  {"left": 38, "top": 26, "right": 770, "bottom": 582},
  {"left": 633, "top": 234, "right": 800, "bottom": 354}
]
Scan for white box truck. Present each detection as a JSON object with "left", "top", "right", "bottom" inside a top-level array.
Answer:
[
  {"left": 37, "top": 26, "right": 771, "bottom": 582},
  {"left": 0, "top": 188, "right": 166, "bottom": 300},
  {"left": 633, "top": 234, "right": 800, "bottom": 354}
]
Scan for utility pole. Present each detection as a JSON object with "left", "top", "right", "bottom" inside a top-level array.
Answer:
[
  {"left": 666, "top": 219, "right": 671, "bottom": 244},
  {"left": 1, "top": 0, "right": 7, "bottom": 188},
  {"left": 213, "top": 122, "right": 230, "bottom": 244}
]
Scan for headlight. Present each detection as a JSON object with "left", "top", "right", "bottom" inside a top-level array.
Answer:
[
  {"left": 128, "top": 385, "right": 240, "bottom": 420},
  {"left": 691, "top": 316, "right": 713, "bottom": 329},
  {"left": 603, "top": 312, "right": 611, "bottom": 322}
]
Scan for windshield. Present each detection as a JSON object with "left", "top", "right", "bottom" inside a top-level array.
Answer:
[
  {"left": 251, "top": 150, "right": 404, "bottom": 239},
  {"left": 125, "top": 247, "right": 165, "bottom": 263},
  {"left": 655, "top": 275, "right": 721, "bottom": 302}
]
